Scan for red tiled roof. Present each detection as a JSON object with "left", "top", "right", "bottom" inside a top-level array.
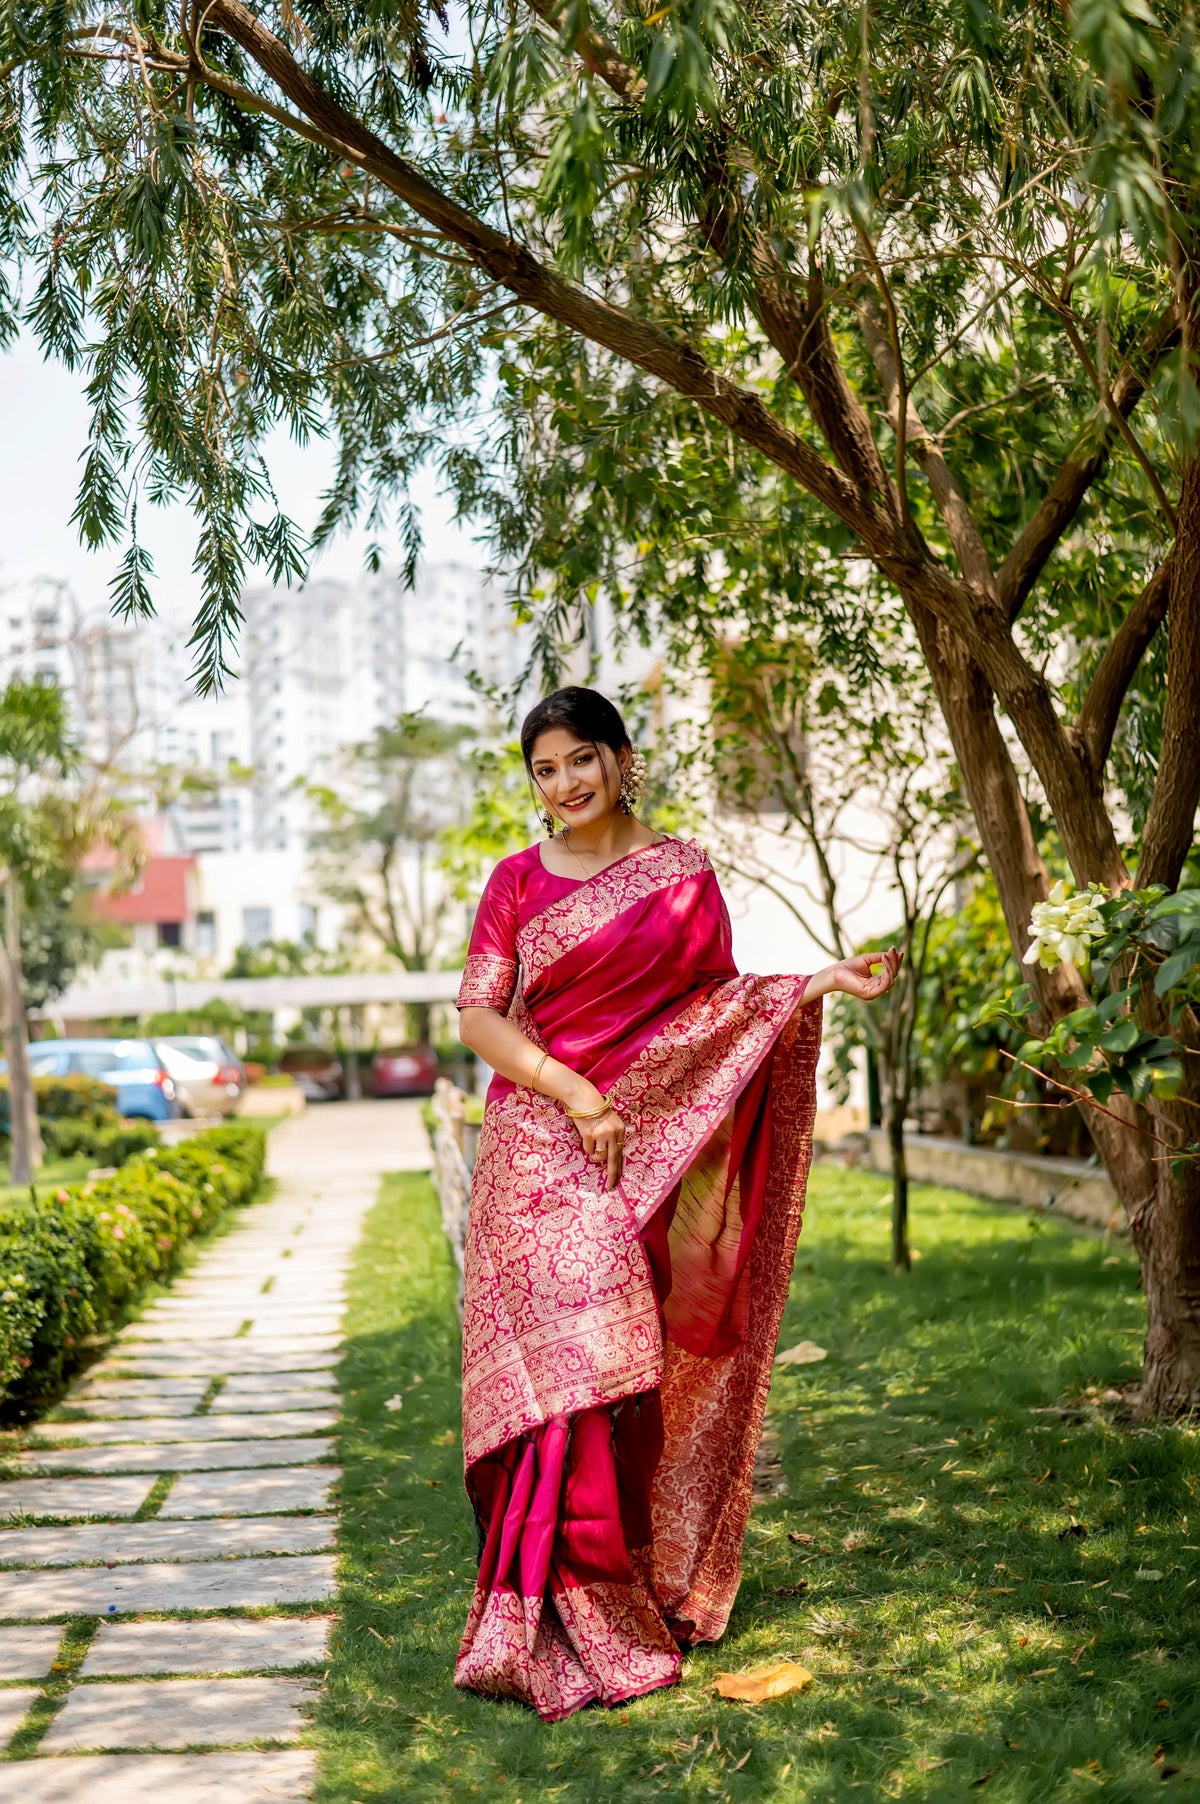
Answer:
[{"left": 90, "top": 856, "right": 195, "bottom": 925}]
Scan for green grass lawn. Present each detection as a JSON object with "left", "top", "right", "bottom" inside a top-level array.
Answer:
[
  {"left": 0, "top": 1153, "right": 102, "bottom": 1209},
  {"left": 320, "top": 1166, "right": 1200, "bottom": 1802}
]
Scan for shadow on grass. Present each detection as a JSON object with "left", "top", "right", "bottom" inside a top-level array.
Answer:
[{"left": 316, "top": 1168, "right": 1200, "bottom": 1803}]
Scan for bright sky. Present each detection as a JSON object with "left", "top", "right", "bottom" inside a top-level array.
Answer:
[{"left": 0, "top": 333, "right": 484, "bottom": 640}]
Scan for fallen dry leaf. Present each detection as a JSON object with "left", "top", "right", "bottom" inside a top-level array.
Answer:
[
  {"left": 774, "top": 1341, "right": 828, "bottom": 1367},
  {"left": 713, "top": 1661, "right": 814, "bottom": 1703}
]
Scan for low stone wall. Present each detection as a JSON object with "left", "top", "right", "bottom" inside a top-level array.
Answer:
[{"left": 863, "top": 1129, "right": 1122, "bottom": 1232}]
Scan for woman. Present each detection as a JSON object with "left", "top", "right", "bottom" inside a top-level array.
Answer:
[{"left": 455, "top": 687, "right": 899, "bottom": 1722}]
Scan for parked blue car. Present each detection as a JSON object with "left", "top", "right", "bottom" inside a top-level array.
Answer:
[{"left": 25, "top": 1038, "right": 182, "bottom": 1122}]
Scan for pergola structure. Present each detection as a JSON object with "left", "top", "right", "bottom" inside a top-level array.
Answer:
[{"left": 37, "top": 969, "right": 462, "bottom": 1027}]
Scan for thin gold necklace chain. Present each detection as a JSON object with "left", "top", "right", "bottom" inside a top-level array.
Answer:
[
  {"left": 561, "top": 822, "right": 658, "bottom": 879},
  {"left": 561, "top": 825, "right": 601, "bottom": 880}
]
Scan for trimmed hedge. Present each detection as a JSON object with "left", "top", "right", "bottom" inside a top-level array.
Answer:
[
  {"left": 0, "top": 1073, "right": 119, "bottom": 1128},
  {"left": 0, "top": 1122, "right": 266, "bottom": 1413},
  {"left": 1, "top": 1073, "right": 157, "bottom": 1171},
  {"left": 38, "top": 1114, "right": 161, "bottom": 1167}
]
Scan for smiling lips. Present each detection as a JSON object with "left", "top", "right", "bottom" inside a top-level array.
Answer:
[{"left": 560, "top": 793, "right": 595, "bottom": 811}]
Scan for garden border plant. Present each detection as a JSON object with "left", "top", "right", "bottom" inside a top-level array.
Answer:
[
  {"left": 0, "top": 1072, "right": 162, "bottom": 1174},
  {"left": 0, "top": 1121, "right": 266, "bottom": 1418}
]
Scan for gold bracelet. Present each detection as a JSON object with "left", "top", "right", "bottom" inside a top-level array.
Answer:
[
  {"left": 531, "top": 1051, "right": 549, "bottom": 1091},
  {"left": 564, "top": 1094, "right": 613, "bottom": 1120}
]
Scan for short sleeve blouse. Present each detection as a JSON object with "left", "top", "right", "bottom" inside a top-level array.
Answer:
[{"left": 456, "top": 845, "right": 579, "bottom": 1011}]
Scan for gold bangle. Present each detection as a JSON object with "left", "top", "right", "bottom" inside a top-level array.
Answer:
[
  {"left": 565, "top": 1094, "right": 613, "bottom": 1120},
  {"left": 531, "top": 1051, "right": 549, "bottom": 1091}
]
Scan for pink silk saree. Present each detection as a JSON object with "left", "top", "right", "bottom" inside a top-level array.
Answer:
[{"left": 454, "top": 837, "right": 822, "bottom": 1721}]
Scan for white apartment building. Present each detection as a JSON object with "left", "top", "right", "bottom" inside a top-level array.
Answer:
[
  {"left": 240, "top": 563, "right": 525, "bottom": 855},
  {"left": 3, "top": 563, "right": 524, "bottom": 988}
]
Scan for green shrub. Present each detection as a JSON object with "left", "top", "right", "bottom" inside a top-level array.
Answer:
[
  {"left": 0, "top": 1122, "right": 266, "bottom": 1412},
  {"left": 0, "top": 1072, "right": 119, "bottom": 1137},
  {"left": 38, "top": 1114, "right": 162, "bottom": 1165}
]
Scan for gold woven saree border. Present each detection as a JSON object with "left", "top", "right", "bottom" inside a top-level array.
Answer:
[
  {"left": 457, "top": 952, "right": 519, "bottom": 1010},
  {"left": 514, "top": 838, "right": 710, "bottom": 988}
]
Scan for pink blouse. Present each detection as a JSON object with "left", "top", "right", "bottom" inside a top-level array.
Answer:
[{"left": 456, "top": 843, "right": 579, "bottom": 1014}]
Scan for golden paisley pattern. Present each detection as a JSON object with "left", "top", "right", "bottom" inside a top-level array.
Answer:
[
  {"left": 460, "top": 974, "right": 816, "bottom": 1466},
  {"left": 460, "top": 1084, "right": 664, "bottom": 1467},
  {"left": 454, "top": 1580, "right": 679, "bottom": 1721},
  {"left": 649, "top": 1000, "right": 822, "bottom": 1641}
]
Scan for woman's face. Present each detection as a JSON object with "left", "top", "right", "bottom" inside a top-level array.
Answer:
[{"left": 529, "top": 729, "right": 628, "bottom": 830}]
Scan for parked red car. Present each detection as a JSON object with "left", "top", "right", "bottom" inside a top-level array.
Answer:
[{"left": 371, "top": 1044, "right": 439, "bottom": 1098}]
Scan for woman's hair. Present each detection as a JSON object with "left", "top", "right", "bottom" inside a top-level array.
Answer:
[{"left": 519, "top": 686, "right": 630, "bottom": 769}]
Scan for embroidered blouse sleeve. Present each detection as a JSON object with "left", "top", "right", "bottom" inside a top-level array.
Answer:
[{"left": 457, "top": 861, "right": 520, "bottom": 1010}]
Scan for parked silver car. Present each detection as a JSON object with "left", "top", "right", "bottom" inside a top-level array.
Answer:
[{"left": 152, "top": 1037, "right": 245, "bottom": 1119}]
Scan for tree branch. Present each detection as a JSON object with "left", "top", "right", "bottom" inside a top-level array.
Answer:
[
  {"left": 169, "top": 0, "right": 890, "bottom": 552},
  {"left": 1076, "top": 558, "right": 1171, "bottom": 774},
  {"left": 523, "top": 0, "right": 898, "bottom": 512},
  {"left": 997, "top": 306, "right": 1178, "bottom": 621},
  {"left": 1136, "top": 457, "right": 1200, "bottom": 890},
  {"left": 858, "top": 299, "right": 998, "bottom": 596}
]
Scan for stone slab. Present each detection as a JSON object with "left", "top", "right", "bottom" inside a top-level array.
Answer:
[
  {"left": 208, "top": 1390, "right": 337, "bottom": 1415},
  {"left": 245, "top": 1322, "right": 343, "bottom": 1341},
  {"left": 2, "top": 1554, "right": 336, "bottom": 1618},
  {"left": 0, "top": 1514, "right": 336, "bottom": 1568},
  {"left": 0, "top": 1750, "right": 317, "bottom": 1802},
  {"left": 20, "top": 1437, "right": 336, "bottom": 1475},
  {"left": 0, "top": 1626, "right": 61, "bottom": 1677},
  {"left": 105, "top": 1341, "right": 341, "bottom": 1366},
  {"left": 116, "top": 1320, "right": 252, "bottom": 1342},
  {"left": 0, "top": 1478, "right": 153, "bottom": 1520},
  {"left": 92, "top": 1348, "right": 339, "bottom": 1378},
  {"left": 0, "top": 1686, "right": 39, "bottom": 1749},
  {"left": 220, "top": 1372, "right": 338, "bottom": 1394},
  {"left": 74, "top": 1379, "right": 210, "bottom": 1400},
  {"left": 81, "top": 1615, "right": 331, "bottom": 1676},
  {"left": 39, "top": 1676, "right": 315, "bottom": 1753},
  {"left": 65, "top": 1395, "right": 203, "bottom": 1419},
  {"left": 32, "top": 1410, "right": 338, "bottom": 1446},
  {"left": 159, "top": 1467, "right": 339, "bottom": 1519}
]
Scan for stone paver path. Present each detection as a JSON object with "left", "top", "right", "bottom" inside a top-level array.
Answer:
[{"left": 0, "top": 1099, "right": 429, "bottom": 1802}]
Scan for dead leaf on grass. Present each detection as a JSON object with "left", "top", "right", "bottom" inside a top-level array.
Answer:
[
  {"left": 774, "top": 1341, "right": 827, "bottom": 1367},
  {"left": 713, "top": 1661, "right": 814, "bottom": 1703}
]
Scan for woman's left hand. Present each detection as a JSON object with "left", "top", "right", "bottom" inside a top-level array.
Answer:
[{"left": 810, "top": 948, "right": 903, "bottom": 1002}]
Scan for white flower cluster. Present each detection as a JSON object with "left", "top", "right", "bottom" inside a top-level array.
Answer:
[{"left": 1023, "top": 880, "right": 1108, "bottom": 971}]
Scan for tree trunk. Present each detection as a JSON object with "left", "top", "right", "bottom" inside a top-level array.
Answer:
[
  {"left": 2, "top": 873, "right": 42, "bottom": 1185},
  {"left": 887, "top": 1104, "right": 911, "bottom": 1273},
  {"left": 1125, "top": 1114, "right": 1200, "bottom": 1415},
  {"left": 890, "top": 582, "right": 1200, "bottom": 1412}
]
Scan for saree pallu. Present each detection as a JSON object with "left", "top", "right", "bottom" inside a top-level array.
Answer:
[{"left": 454, "top": 837, "right": 822, "bottom": 1721}]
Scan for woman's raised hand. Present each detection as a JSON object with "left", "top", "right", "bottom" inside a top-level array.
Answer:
[
  {"left": 809, "top": 948, "right": 903, "bottom": 1002},
  {"left": 576, "top": 1107, "right": 626, "bottom": 1190}
]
